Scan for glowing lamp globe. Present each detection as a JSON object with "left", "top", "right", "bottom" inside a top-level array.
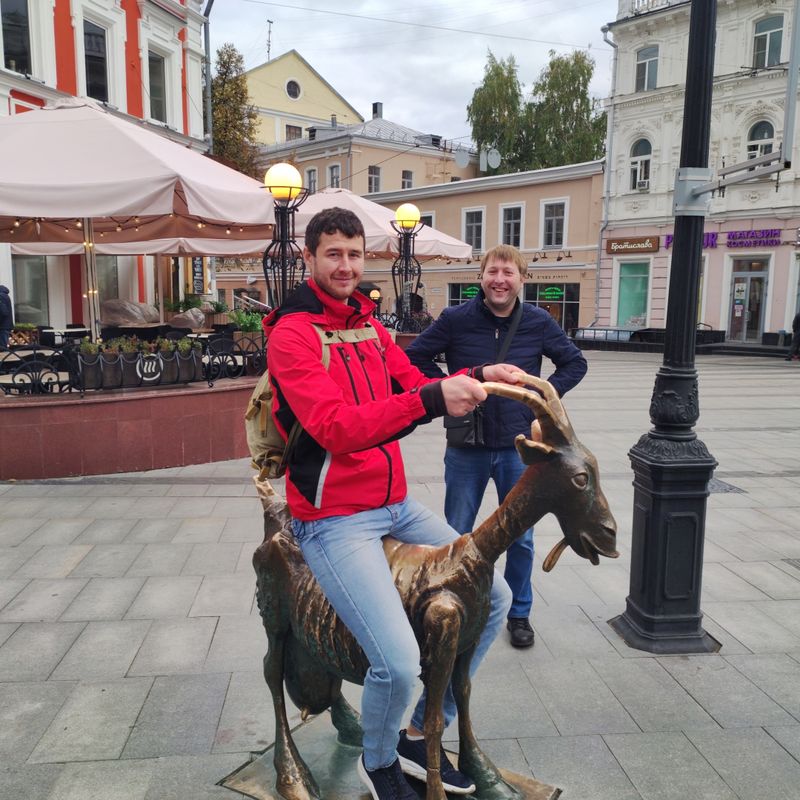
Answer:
[
  {"left": 395, "top": 203, "right": 421, "bottom": 230},
  {"left": 264, "top": 163, "right": 303, "bottom": 201}
]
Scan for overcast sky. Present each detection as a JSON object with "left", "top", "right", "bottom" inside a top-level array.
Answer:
[{"left": 210, "top": 0, "right": 622, "bottom": 147}]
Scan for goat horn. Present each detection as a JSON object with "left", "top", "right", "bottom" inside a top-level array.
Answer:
[
  {"left": 510, "top": 372, "right": 571, "bottom": 431},
  {"left": 542, "top": 538, "right": 569, "bottom": 572},
  {"left": 482, "top": 382, "right": 551, "bottom": 417}
]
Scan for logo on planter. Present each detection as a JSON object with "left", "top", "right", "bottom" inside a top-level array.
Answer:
[{"left": 137, "top": 355, "right": 164, "bottom": 383}]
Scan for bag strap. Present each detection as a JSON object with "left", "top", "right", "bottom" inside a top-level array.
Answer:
[{"left": 495, "top": 301, "right": 523, "bottom": 363}]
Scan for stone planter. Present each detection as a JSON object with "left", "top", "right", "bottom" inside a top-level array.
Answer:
[{"left": 75, "top": 350, "right": 202, "bottom": 390}]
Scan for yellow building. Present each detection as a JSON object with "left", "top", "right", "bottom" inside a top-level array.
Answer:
[{"left": 245, "top": 50, "right": 363, "bottom": 146}]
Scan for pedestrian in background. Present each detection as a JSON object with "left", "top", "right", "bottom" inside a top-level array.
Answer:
[
  {"left": 406, "top": 244, "right": 587, "bottom": 648},
  {"left": 0, "top": 285, "right": 13, "bottom": 350},
  {"left": 785, "top": 310, "right": 800, "bottom": 361}
]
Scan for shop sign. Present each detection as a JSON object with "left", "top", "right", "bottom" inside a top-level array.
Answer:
[
  {"left": 462, "top": 285, "right": 480, "bottom": 299},
  {"left": 606, "top": 236, "right": 659, "bottom": 254},
  {"left": 191, "top": 256, "right": 205, "bottom": 294},
  {"left": 664, "top": 229, "right": 782, "bottom": 249},
  {"left": 525, "top": 271, "right": 571, "bottom": 281},
  {"left": 540, "top": 285, "right": 565, "bottom": 301}
]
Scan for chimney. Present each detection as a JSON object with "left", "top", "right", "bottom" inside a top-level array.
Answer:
[
  {"left": 331, "top": 114, "right": 337, "bottom": 128},
  {"left": 372, "top": 102, "right": 383, "bottom": 119}
]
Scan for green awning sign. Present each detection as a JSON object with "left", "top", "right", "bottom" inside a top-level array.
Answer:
[{"left": 462, "top": 285, "right": 480, "bottom": 299}]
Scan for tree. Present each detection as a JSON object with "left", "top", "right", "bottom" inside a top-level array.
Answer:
[
  {"left": 467, "top": 49, "right": 606, "bottom": 173},
  {"left": 211, "top": 43, "right": 259, "bottom": 177},
  {"left": 466, "top": 52, "right": 528, "bottom": 172},
  {"left": 527, "top": 50, "right": 606, "bottom": 170}
]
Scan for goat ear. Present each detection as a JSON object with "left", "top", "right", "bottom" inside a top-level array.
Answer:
[{"left": 515, "top": 433, "right": 556, "bottom": 464}]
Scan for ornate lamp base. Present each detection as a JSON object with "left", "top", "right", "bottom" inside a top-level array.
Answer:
[{"left": 220, "top": 712, "right": 561, "bottom": 800}]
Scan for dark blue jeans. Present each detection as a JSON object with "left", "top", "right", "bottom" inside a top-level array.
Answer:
[{"left": 444, "top": 445, "right": 534, "bottom": 619}]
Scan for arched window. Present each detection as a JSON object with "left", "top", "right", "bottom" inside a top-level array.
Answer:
[
  {"left": 630, "top": 139, "right": 652, "bottom": 191},
  {"left": 753, "top": 16, "right": 783, "bottom": 69},
  {"left": 636, "top": 46, "right": 658, "bottom": 92},
  {"left": 747, "top": 121, "right": 774, "bottom": 160}
]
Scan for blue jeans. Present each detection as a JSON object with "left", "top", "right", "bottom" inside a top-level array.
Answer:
[
  {"left": 292, "top": 497, "right": 512, "bottom": 770},
  {"left": 444, "top": 446, "right": 534, "bottom": 619}
]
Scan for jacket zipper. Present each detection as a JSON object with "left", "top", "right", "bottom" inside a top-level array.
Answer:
[
  {"left": 336, "top": 347, "right": 360, "bottom": 403},
  {"left": 355, "top": 343, "right": 376, "bottom": 400},
  {"left": 378, "top": 445, "right": 392, "bottom": 506},
  {"left": 371, "top": 340, "right": 390, "bottom": 395}
]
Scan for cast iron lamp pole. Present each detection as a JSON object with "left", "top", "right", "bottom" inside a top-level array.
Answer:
[
  {"left": 369, "top": 287, "right": 382, "bottom": 319},
  {"left": 262, "top": 163, "right": 308, "bottom": 308},
  {"left": 390, "top": 202, "right": 423, "bottom": 332},
  {"left": 609, "top": 0, "right": 720, "bottom": 654}
]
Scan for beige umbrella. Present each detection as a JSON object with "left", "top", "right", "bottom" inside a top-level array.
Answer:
[
  {"left": 293, "top": 187, "right": 472, "bottom": 259},
  {"left": 0, "top": 98, "right": 274, "bottom": 334}
]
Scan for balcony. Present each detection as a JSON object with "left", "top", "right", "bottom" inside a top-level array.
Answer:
[{"left": 621, "top": 0, "right": 679, "bottom": 17}]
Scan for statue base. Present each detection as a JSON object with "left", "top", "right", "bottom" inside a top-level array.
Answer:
[{"left": 220, "top": 713, "right": 561, "bottom": 800}]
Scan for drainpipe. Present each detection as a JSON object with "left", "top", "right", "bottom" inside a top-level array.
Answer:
[
  {"left": 203, "top": 0, "right": 215, "bottom": 154},
  {"left": 595, "top": 24, "right": 618, "bottom": 326}
]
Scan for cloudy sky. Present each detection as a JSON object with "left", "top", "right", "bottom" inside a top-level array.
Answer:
[{"left": 210, "top": 0, "right": 622, "bottom": 146}]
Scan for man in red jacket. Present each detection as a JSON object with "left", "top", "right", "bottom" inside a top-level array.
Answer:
[{"left": 265, "top": 208, "right": 517, "bottom": 800}]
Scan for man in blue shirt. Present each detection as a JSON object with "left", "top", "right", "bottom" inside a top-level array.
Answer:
[{"left": 407, "top": 244, "right": 587, "bottom": 647}]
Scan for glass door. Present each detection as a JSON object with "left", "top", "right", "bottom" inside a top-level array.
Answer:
[{"left": 728, "top": 272, "right": 767, "bottom": 342}]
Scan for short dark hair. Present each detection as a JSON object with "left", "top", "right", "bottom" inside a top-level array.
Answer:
[{"left": 304, "top": 207, "right": 365, "bottom": 255}]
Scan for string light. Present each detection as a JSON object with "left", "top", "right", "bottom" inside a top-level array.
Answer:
[
  {"left": 225, "top": 227, "right": 231, "bottom": 235},
  {"left": 13, "top": 218, "right": 20, "bottom": 227},
  {"left": 76, "top": 220, "right": 83, "bottom": 228},
  {"left": 116, "top": 224, "right": 122, "bottom": 232}
]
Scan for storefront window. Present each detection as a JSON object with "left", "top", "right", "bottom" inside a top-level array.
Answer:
[
  {"left": 96, "top": 256, "right": 119, "bottom": 305},
  {"left": 11, "top": 254, "right": 49, "bottom": 325},
  {"left": 524, "top": 283, "right": 580, "bottom": 332},
  {"left": 448, "top": 283, "right": 480, "bottom": 306},
  {"left": 617, "top": 262, "right": 649, "bottom": 326}
]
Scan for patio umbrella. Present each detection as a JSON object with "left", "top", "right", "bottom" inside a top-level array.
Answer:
[
  {"left": 293, "top": 187, "right": 472, "bottom": 260},
  {"left": 0, "top": 98, "right": 274, "bottom": 334}
]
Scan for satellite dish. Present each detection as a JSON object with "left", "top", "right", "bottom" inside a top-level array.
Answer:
[
  {"left": 454, "top": 149, "right": 470, "bottom": 168},
  {"left": 487, "top": 148, "right": 501, "bottom": 169}
]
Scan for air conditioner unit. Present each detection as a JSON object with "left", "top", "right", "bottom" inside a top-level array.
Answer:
[{"left": 637, "top": 179, "right": 650, "bottom": 191}]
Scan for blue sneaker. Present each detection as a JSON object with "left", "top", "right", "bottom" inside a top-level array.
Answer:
[
  {"left": 357, "top": 754, "right": 418, "bottom": 800},
  {"left": 396, "top": 729, "right": 476, "bottom": 795}
]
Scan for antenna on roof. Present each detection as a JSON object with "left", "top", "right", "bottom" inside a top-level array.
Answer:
[{"left": 267, "top": 19, "right": 273, "bottom": 62}]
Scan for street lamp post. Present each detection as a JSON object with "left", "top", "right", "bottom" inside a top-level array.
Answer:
[
  {"left": 609, "top": 0, "right": 720, "bottom": 654},
  {"left": 390, "top": 202, "right": 423, "bottom": 332},
  {"left": 262, "top": 163, "right": 308, "bottom": 308},
  {"left": 369, "top": 288, "right": 382, "bottom": 318}
]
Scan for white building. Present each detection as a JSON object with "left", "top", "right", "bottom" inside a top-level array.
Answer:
[{"left": 601, "top": 0, "right": 800, "bottom": 342}]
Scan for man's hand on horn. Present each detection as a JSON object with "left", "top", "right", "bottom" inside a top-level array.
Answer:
[{"left": 440, "top": 374, "right": 488, "bottom": 417}]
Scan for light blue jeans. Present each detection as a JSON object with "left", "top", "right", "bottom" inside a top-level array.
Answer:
[
  {"left": 292, "top": 497, "right": 512, "bottom": 770},
  {"left": 444, "top": 446, "right": 534, "bottom": 619}
]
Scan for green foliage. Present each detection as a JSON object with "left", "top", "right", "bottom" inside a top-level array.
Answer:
[
  {"left": 12, "top": 322, "right": 36, "bottom": 331},
  {"left": 180, "top": 294, "right": 203, "bottom": 312},
  {"left": 163, "top": 298, "right": 181, "bottom": 312},
  {"left": 79, "top": 337, "right": 99, "bottom": 355},
  {"left": 211, "top": 43, "right": 260, "bottom": 177},
  {"left": 176, "top": 337, "right": 201, "bottom": 355},
  {"left": 228, "top": 309, "right": 264, "bottom": 332},
  {"left": 467, "top": 49, "right": 606, "bottom": 173},
  {"left": 210, "top": 300, "right": 229, "bottom": 313}
]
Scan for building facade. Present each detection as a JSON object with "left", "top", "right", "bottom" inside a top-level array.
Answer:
[
  {"left": 245, "top": 50, "right": 363, "bottom": 146},
  {"left": 0, "top": 0, "right": 207, "bottom": 329},
  {"left": 601, "top": 0, "right": 800, "bottom": 341},
  {"left": 366, "top": 161, "right": 604, "bottom": 327}
]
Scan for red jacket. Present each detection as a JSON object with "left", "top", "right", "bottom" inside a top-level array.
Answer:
[{"left": 264, "top": 280, "right": 445, "bottom": 521}]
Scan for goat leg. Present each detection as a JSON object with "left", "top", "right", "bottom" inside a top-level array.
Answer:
[
  {"left": 452, "top": 650, "right": 522, "bottom": 799},
  {"left": 420, "top": 598, "right": 462, "bottom": 800},
  {"left": 330, "top": 689, "right": 363, "bottom": 747},
  {"left": 263, "top": 634, "right": 321, "bottom": 800}
]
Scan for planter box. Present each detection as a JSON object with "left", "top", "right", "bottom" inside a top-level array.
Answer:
[
  {"left": 9, "top": 328, "right": 39, "bottom": 346},
  {"left": 76, "top": 350, "right": 202, "bottom": 391}
]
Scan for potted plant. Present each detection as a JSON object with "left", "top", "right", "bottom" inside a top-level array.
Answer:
[
  {"left": 175, "top": 336, "right": 202, "bottom": 382},
  {"left": 77, "top": 337, "right": 102, "bottom": 390},
  {"left": 228, "top": 309, "right": 265, "bottom": 352},
  {"left": 205, "top": 299, "right": 230, "bottom": 328},
  {"left": 10, "top": 322, "right": 38, "bottom": 346}
]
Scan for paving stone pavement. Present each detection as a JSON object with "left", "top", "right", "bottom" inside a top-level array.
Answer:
[{"left": 1, "top": 351, "right": 799, "bottom": 799}]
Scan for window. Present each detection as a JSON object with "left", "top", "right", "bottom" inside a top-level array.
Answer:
[
  {"left": 368, "top": 165, "right": 381, "bottom": 193},
  {"left": 617, "top": 262, "right": 649, "bottom": 326},
  {"left": 449, "top": 283, "right": 481, "bottom": 306},
  {"left": 286, "top": 79, "right": 301, "bottom": 99},
  {"left": 502, "top": 206, "right": 522, "bottom": 248},
  {"left": 12, "top": 255, "right": 49, "bottom": 326},
  {"left": 328, "top": 164, "right": 340, "bottom": 188},
  {"left": 401, "top": 170, "right": 413, "bottom": 189},
  {"left": 285, "top": 124, "right": 302, "bottom": 141},
  {"left": 524, "top": 283, "right": 580, "bottom": 332},
  {"left": 543, "top": 202, "right": 565, "bottom": 248},
  {"left": 148, "top": 51, "right": 166, "bottom": 122},
  {"left": 635, "top": 46, "right": 658, "bottom": 92},
  {"left": 84, "top": 19, "right": 108, "bottom": 103},
  {"left": 1, "top": 0, "right": 30, "bottom": 73},
  {"left": 747, "top": 120, "right": 774, "bottom": 160},
  {"left": 419, "top": 213, "right": 434, "bottom": 228},
  {"left": 463, "top": 209, "right": 484, "bottom": 253},
  {"left": 630, "top": 139, "right": 652, "bottom": 190},
  {"left": 305, "top": 167, "right": 317, "bottom": 194},
  {"left": 96, "top": 256, "right": 119, "bottom": 305},
  {"left": 754, "top": 15, "right": 783, "bottom": 69}
]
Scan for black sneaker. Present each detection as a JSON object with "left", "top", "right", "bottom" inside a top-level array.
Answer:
[
  {"left": 507, "top": 617, "right": 535, "bottom": 648},
  {"left": 357, "top": 754, "right": 418, "bottom": 800},
  {"left": 396, "top": 729, "right": 476, "bottom": 795}
]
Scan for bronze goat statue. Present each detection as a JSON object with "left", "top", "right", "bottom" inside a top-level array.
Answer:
[{"left": 252, "top": 373, "right": 619, "bottom": 800}]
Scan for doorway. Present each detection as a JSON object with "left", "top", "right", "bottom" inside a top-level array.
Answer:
[{"left": 728, "top": 259, "right": 768, "bottom": 342}]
